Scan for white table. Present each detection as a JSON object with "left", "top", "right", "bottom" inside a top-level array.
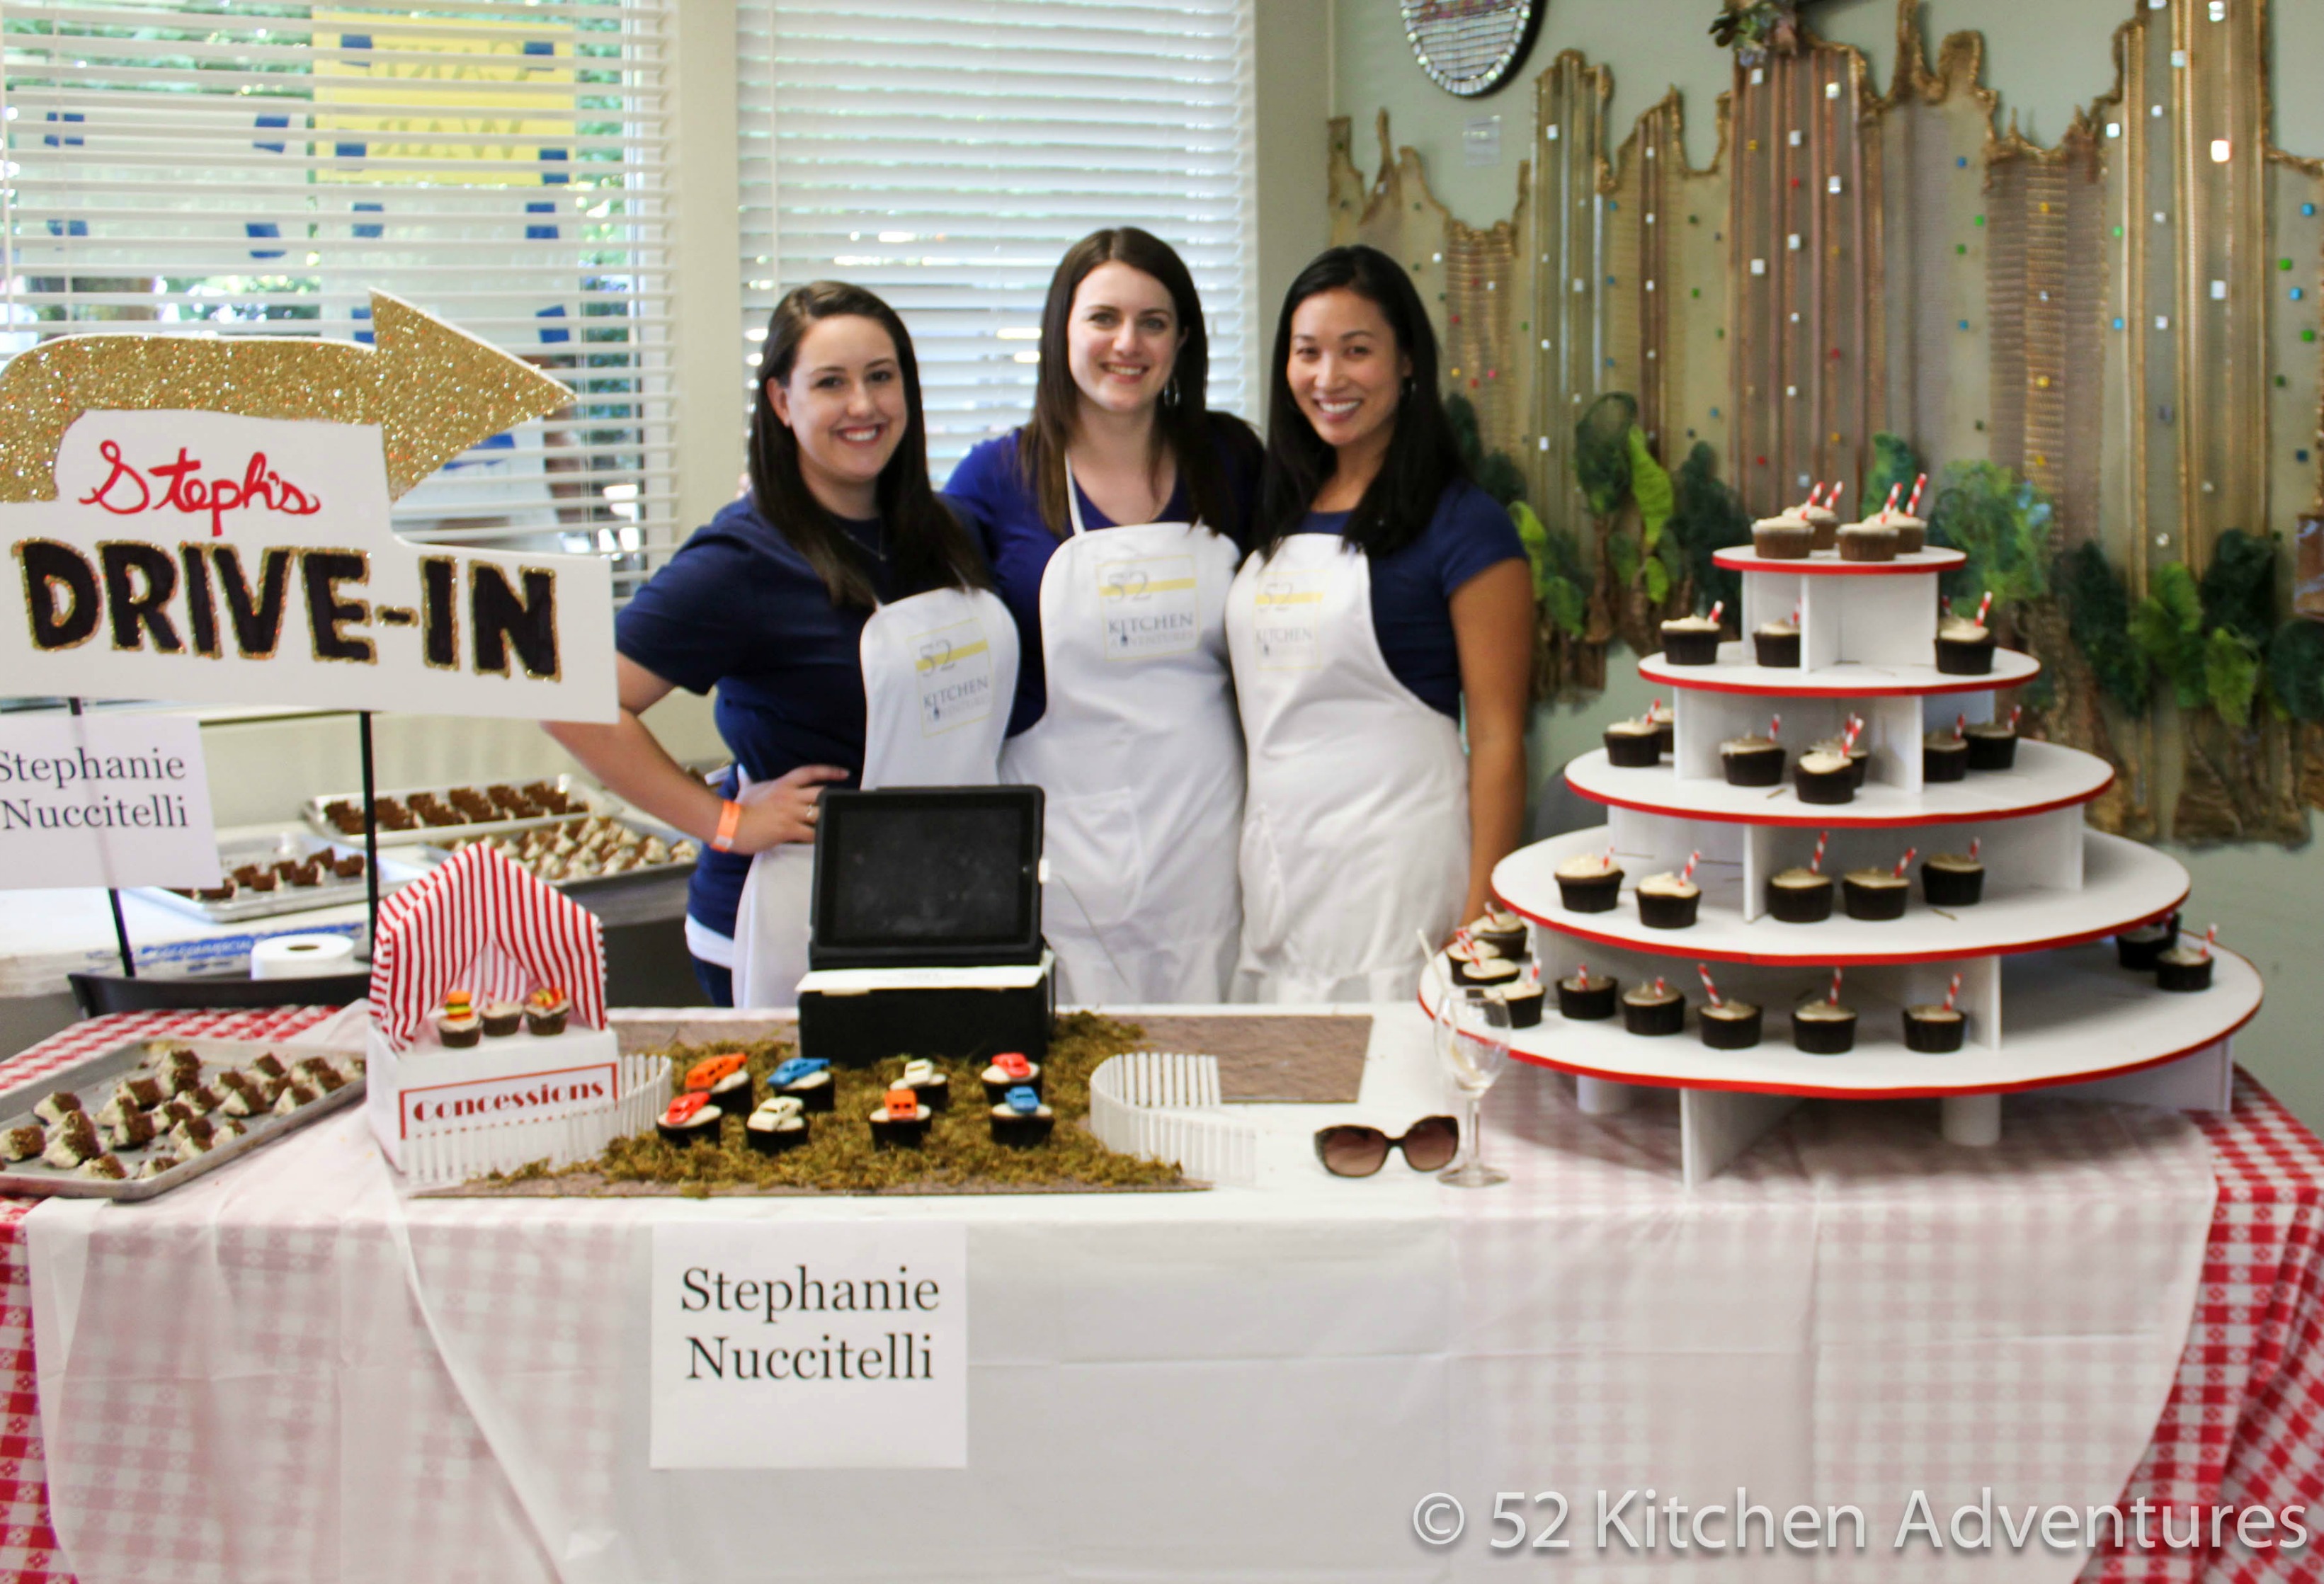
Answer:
[{"left": 26, "top": 1005, "right": 2214, "bottom": 1584}]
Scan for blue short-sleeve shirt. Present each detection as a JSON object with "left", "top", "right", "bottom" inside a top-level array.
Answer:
[
  {"left": 944, "top": 421, "right": 1259, "bottom": 736},
  {"left": 615, "top": 496, "right": 906, "bottom": 940},
  {"left": 1288, "top": 480, "right": 1525, "bottom": 719}
]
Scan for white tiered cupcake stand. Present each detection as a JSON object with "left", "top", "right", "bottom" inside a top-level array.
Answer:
[{"left": 1426, "top": 544, "right": 2262, "bottom": 1186}]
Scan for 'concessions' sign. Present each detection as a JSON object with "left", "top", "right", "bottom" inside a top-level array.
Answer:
[
  {"left": 0, "top": 295, "right": 616, "bottom": 722},
  {"left": 0, "top": 714, "right": 220, "bottom": 890},
  {"left": 649, "top": 1220, "right": 968, "bottom": 1469}
]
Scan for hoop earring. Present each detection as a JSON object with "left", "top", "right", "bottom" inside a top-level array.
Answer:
[{"left": 1163, "top": 377, "right": 1181, "bottom": 408}]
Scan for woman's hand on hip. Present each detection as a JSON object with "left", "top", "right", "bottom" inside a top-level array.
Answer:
[{"left": 731, "top": 765, "right": 851, "bottom": 853}]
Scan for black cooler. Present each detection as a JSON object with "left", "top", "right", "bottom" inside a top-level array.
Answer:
[{"left": 794, "top": 787, "right": 1053, "bottom": 1067}]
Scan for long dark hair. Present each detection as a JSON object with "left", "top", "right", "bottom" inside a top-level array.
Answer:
[
  {"left": 1258, "top": 244, "right": 1465, "bottom": 559},
  {"left": 746, "top": 280, "right": 989, "bottom": 608},
  {"left": 1018, "top": 227, "right": 1255, "bottom": 541}
]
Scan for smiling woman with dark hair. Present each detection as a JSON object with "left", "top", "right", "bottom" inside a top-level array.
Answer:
[
  {"left": 945, "top": 227, "right": 1261, "bottom": 1006},
  {"left": 1227, "top": 244, "right": 1534, "bottom": 1002},
  {"left": 548, "top": 281, "right": 1013, "bottom": 1008}
]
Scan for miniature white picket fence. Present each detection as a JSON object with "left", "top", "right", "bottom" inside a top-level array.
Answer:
[
  {"left": 1087, "top": 1051, "right": 1257, "bottom": 1187},
  {"left": 400, "top": 1054, "right": 671, "bottom": 1187}
]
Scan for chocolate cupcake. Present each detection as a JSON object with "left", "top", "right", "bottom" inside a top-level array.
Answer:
[
  {"left": 2115, "top": 920, "right": 2174, "bottom": 970},
  {"left": 1645, "top": 700, "right": 1675, "bottom": 757},
  {"left": 1603, "top": 717, "right": 1663, "bottom": 768},
  {"left": 1753, "top": 620, "right": 1801, "bottom": 668},
  {"left": 1792, "top": 998, "right": 1859, "bottom": 1054},
  {"left": 1806, "top": 735, "right": 1869, "bottom": 788},
  {"left": 980, "top": 1054, "right": 1042, "bottom": 1105},
  {"left": 1903, "top": 1004, "right": 1966, "bottom": 1052},
  {"left": 1935, "top": 615, "right": 1995, "bottom": 675},
  {"left": 1471, "top": 908, "right": 1530, "bottom": 959},
  {"left": 1660, "top": 613, "right": 1724, "bottom": 665},
  {"left": 988, "top": 1086, "right": 1054, "bottom": 1149},
  {"left": 1964, "top": 719, "right": 2017, "bottom": 770},
  {"left": 1636, "top": 871, "right": 1702, "bottom": 930},
  {"left": 1767, "top": 867, "right": 1835, "bottom": 923},
  {"left": 523, "top": 988, "right": 570, "bottom": 1037},
  {"left": 438, "top": 1009, "right": 482, "bottom": 1049},
  {"left": 1920, "top": 851, "right": 1985, "bottom": 907},
  {"left": 770, "top": 1055, "right": 836, "bottom": 1114},
  {"left": 481, "top": 1000, "right": 523, "bottom": 1038},
  {"left": 1699, "top": 1000, "right": 1763, "bottom": 1050},
  {"left": 1794, "top": 750, "right": 1856, "bottom": 805},
  {"left": 1802, "top": 499, "right": 1841, "bottom": 552},
  {"left": 1557, "top": 971, "right": 1619, "bottom": 1021},
  {"left": 1447, "top": 942, "right": 1505, "bottom": 985},
  {"left": 1886, "top": 512, "right": 1927, "bottom": 555},
  {"left": 1837, "top": 521, "right": 1899, "bottom": 562},
  {"left": 1621, "top": 981, "right": 1686, "bottom": 1037},
  {"left": 868, "top": 1094, "right": 933, "bottom": 1149},
  {"left": 1554, "top": 853, "right": 1624, "bottom": 913},
  {"left": 1923, "top": 730, "right": 1969, "bottom": 782},
  {"left": 656, "top": 1093, "right": 722, "bottom": 1147},
  {"left": 1460, "top": 956, "right": 1522, "bottom": 993},
  {"left": 744, "top": 1097, "right": 809, "bottom": 1154},
  {"left": 683, "top": 1052, "right": 754, "bottom": 1119},
  {"left": 1500, "top": 981, "right": 1545, "bottom": 1028},
  {"left": 890, "top": 1058, "right": 950, "bottom": 1112},
  {"left": 1721, "top": 734, "right": 1785, "bottom": 787},
  {"left": 1752, "top": 513, "right": 1813, "bottom": 559},
  {"left": 2155, "top": 944, "right": 2214, "bottom": 992},
  {"left": 1842, "top": 867, "right": 1910, "bottom": 921}
]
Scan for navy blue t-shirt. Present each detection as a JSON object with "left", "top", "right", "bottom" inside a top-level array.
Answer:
[
  {"left": 1288, "top": 481, "right": 1525, "bottom": 719},
  {"left": 943, "top": 421, "right": 1259, "bottom": 736},
  {"left": 615, "top": 496, "right": 919, "bottom": 940}
]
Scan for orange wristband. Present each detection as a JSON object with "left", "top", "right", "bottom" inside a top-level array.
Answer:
[{"left": 711, "top": 799, "right": 742, "bottom": 853}]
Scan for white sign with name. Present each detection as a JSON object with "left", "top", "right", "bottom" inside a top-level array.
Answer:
[
  {"left": 649, "top": 1219, "right": 967, "bottom": 1470},
  {"left": 0, "top": 714, "right": 220, "bottom": 890}
]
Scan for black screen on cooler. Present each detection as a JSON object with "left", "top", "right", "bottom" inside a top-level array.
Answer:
[{"left": 818, "top": 799, "right": 1032, "bottom": 947}]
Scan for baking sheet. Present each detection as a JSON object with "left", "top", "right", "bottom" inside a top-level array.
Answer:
[
  {"left": 301, "top": 774, "right": 604, "bottom": 847},
  {"left": 135, "top": 832, "right": 430, "bottom": 924},
  {"left": 413, "top": 809, "right": 698, "bottom": 895},
  {"left": 0, "top": 1035, "right": 363, "bottom": 1202}
]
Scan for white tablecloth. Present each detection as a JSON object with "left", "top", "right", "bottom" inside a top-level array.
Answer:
[{"left": 28, "top": 1006, "right": 2215, "bottom": 1583}]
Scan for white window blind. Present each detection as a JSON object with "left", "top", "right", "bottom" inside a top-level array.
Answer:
[
  {"left": 736, "top": 0, "right": 1258, "bottom": 481},
  {"left": 0, "top": 0, "right": 676, "bottom": 596}
]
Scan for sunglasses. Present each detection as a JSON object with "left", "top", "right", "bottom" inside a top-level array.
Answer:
[{"left": 1314, "top": 1116, "right": 1460, "bottom": 1178}]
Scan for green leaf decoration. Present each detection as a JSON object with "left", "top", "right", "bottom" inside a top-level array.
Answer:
[
  {"left": 1927, "top": 460, "right": 2051, "bottom": 609},
  {"left": 1605, "top": 529, "right": 1641, "bottom": 589},
  {"left": 1642, "top": 557, "right": 1671, "bottom": 604},
  {"left": 2058, "top": 541, "right": 2148, "bottom": 714},
  {"left": 1627, "top": 427, "right": 1674, "bottom": 553},
  {"left": 2154, "top": 560, "right": 2204, "bottom": 634},
  {"left": 2199, "top": 528, "right": 2279, "bottom": 647},
  {"left": 1542, "top": 574, "right": 1587, "bottom": 638},
  {"left": 2206, "top": 627, "right": 2261, "bottom": 729},
  {"left": 1511, "top": 499, "right": 1552, "bottom": 603},
  {"left": 1860, "top": 432, "right": 1921, "bottom": 520},
  {"left": 1574, "top": 393, "right": 1638, "bottom": 518},
  {"left": 2267, "top": 618, "right": 2324, "bottom": 723},
  {"left": 1667, "top": 441, "right": 1750, "bottom": 616}
]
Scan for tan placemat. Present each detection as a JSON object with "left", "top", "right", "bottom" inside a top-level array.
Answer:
[{"left": 1129, "top": 1015, "right": 1372, "bottom": 1104}]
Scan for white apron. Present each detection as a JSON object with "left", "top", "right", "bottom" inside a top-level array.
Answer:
[
  {"left": 998, "top": 464, "right": 1244, "bottom": 1005},
  {"left": 1226, "top": 532, "right": 1470, "bottom": 1003},
  {"left": 727, "top": 584, "right": 1018, "bottom": 1008}
]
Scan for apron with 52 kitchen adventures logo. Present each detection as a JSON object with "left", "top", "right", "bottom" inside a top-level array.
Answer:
[
  {"left": 727, "top": 582, "right": 1019, "bottom": 1008},
  {"left": 997, "top": 460, "right": 1244, "bottom": 1005},
  {"left": 1226, "top": 531, "right": 1469, "bottom": 1003}
]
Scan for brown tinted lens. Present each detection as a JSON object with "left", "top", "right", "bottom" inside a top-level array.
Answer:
[
  {"left": 1399, "top": 1116, "right": 1459, "bottom": 1172},
  {"left": 1318, "top": 1127, "right": 1390, "bottom": 1177}
]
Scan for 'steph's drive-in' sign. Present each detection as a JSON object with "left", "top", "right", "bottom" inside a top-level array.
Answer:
[
  {"left": 0, "top": 294, "right": 617, "bottom": 722},
  {"left": 650, "top": 1221, "right": 967, "bottom": 1469}
]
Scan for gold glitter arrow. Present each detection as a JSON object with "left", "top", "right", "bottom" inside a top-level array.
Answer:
[{"left": 0, "top": 291, "right": 571, "bottom": 503}]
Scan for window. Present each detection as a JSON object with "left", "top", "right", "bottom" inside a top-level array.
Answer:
[
  {"left": 736, "top": 0, "right": 1258, "bottom": 479},
  {"left": 1, "top": 0, "right": 676, "bottom": 595}
]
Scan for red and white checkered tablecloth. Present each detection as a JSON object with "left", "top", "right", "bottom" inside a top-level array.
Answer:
[{"left": 0, "top": 1011, "right": 2316, "bottom": 1584}]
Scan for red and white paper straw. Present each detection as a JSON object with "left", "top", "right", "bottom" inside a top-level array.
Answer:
[
  {"left": 1698, "top": 964, "right": 1722, "bottom": 1007},
  {"left": 1681, "top": 849, "right": 1702, "bottom": 884},
  {"left": 1906, "top": 472, "right": 1927, "bottom": 516},
  {"left": 2203, "top": 924, "right": 2217, "bottom": 961},
  {"left": 1976, "top": 591, "right": 1995, "bottom": 625},
  {"left": 1811, "top": 830, "right": 1828, "bottom": 873},
  {"left": 1944, "top": 972, "right": 1963, "bottom": 1011},
  {"left": 1828, "top": 967, "right": 1845, "bottom": 1005},
  {"left": 1893, "top": 846, "right": 1918, "bottom": 878}
]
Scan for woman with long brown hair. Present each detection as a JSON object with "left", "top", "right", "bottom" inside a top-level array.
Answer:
[
  {"left": 549, "top": 280, "right": 1014, "bottom": 1007},
  {"left": 946, "top": 227, "right": 1260, "bottom": 1005}
]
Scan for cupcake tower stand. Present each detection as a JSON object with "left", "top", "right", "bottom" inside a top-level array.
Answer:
[{"left": 1427, "top": 545, "right": 2262, "bottom": 1186}]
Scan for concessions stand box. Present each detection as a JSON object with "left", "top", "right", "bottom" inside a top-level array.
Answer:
[
  {"left": 794, "top": 787, "right": 1054, "bottom": 1066},
  {"left": 363, "top": 844, "right": 660, "bottom": 1173}
]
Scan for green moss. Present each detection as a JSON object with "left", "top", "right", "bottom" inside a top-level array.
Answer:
[
  {"left": 2058, "top": 541, "right": 2149, "bottom": 713},
  {"left": 1575, "top": 393, "right": 1638, "bottom": 519},
  {"left": 1665, "top": 441, "right": 1750, "bottom": 615},
  {"left": 2269, "top": 619, "right": 2324, "bottom": 722}
]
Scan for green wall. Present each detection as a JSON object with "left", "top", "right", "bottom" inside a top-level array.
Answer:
[{"left": 1337, "top": 0, "right": 2324, "bottom": 1131}]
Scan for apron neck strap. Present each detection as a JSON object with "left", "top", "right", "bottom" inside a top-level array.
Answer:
[{"left": 1062, "top": 455, "right": 1089, "bottom": 537}]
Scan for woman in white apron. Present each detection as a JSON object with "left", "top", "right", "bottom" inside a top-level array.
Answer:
[
  {"left": 1227, "top": 245, "right": 1534, "bottom": 1003},
  {"left": 945, "top": 228, "right": 1261, "bottom": 1005},
  {"left": 549, "top": 282, "right": 1013, "bottom": 1008}
]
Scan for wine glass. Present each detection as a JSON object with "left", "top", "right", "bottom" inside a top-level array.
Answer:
[{"left": 1432, "top": 984, "right": 1513, "bottom": 1187}]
